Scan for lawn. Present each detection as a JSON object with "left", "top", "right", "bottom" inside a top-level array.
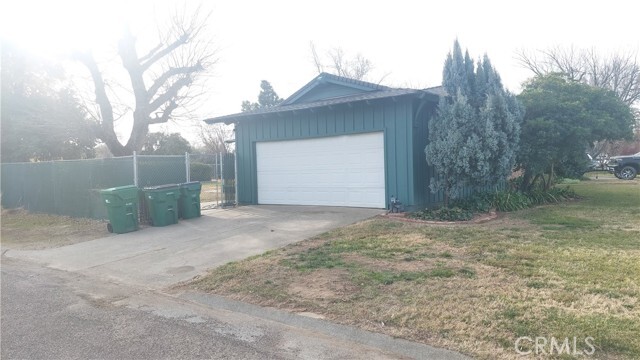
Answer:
[
  {"left": 0, "top": 209, "right": 109, "bottom": 250},
  {"left": 190, "top": 179, "right": 640, "bottom": 359}
]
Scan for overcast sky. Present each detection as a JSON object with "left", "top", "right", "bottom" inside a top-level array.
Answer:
[{"left": 2, "top": 0, "right": 638, "bottom": 145}]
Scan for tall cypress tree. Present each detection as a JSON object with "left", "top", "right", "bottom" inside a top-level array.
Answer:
[
  {"left": 426, "top": 91, "right": 477, "bottom": 203},
  {"left": 426, "top": 40, "right": 523, "bottom": 205},
  {"left": 443, "top": 40, "right": 470, "bottom": 98}
]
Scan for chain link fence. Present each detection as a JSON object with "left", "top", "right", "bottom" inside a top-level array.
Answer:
[
  {"left": 189, "top": 153, "right": 236, "bottom": 209},
  {"left": 1, "top": 152, "right": 235, "bottom": 220}
]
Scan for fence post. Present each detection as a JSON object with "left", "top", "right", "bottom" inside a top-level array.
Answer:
[
  {"left": 220, "top": 152, "right": 224, "bottom": 206},
  {"left": 133, "top": 151, "right": 138, "bottom": 187},
  {"left": 185, "top": 152, "right": 190, "bottom": 183},
  {"left": 234, "top": 152, "right": 238, "bottom": 206}
]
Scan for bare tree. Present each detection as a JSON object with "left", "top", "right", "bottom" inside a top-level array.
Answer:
[
  {"left": 77, "top": 7, "right": 216, "bottom": 156},
  {"left": 310, "top": 42, "right": 387, "bottom": 83},
  {"left": 198, "top": 123, "right": 233, "bottom": 154},
  {"left": 516, "top": 46, "right": 640, "bottom": 106}
]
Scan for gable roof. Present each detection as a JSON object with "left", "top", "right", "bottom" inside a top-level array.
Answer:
[
  {"left": 204, "top": 73, "right": 444, "bottom": 124},
  {"left": 280, "top": 72, "right": 390, "bottom": 106}
]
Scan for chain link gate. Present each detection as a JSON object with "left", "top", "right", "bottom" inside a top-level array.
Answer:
[
  {"left": 188, "top": 152, "right": 235, "bottom": 209},
  {"left": 220, "top": 153, "right": 236, "bottom": 206}
]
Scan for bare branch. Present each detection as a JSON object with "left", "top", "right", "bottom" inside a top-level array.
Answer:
[
  {"left": 198, "top": 122, "right": 232, "bottom": 154},
  {"left": 516, "top": 46, "right": 640, "bottom": 106},
  {"left": 147, "top": 63, "right": 203, "bottom": 99},
  {"left": 140, "top": 32, "right": 190, "bottom": 71},
  {"left": 310, "top": 41, "right": 324, "bottom": 74},
  {"left": 148, "top": 76, "right": 192, "bottom": 113},
  {"left": 149, "top": 99, "right": 179, "bottom": 124},
  {"left": 139, "top": 42, "right": 164, "bottom": 64},
  {"left": 515, "top": 49, "right": 545, "bottom": 76},
  {"left": 310, "top": 44, "right": 378, "bottom": 81}
]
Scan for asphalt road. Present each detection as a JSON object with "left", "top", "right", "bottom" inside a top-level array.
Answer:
[{"left": 2, "top": 258, "right": 438, "bottom": 360}]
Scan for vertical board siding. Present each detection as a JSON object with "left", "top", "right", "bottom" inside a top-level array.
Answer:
[
  {"left": 383, "top": 103, "right": 397, "bottom": 205},
  {"left": 292, "top": 114, "right": 301, "bottom": 137},
  {"left": 327, "top": 110, "right": 336, "bottom": 133},
  {"left": 413, "top": 100, "right": 434, "bottom": 208},
  {"left": 337, "top": 108, "right": 345, "bottom": 133},
  {"left": 344, "top": 107, "right": 354, "bottom": 133},
  {"left": 354, "top": 103, "right": 364, "bottom": 132},
  {"left": 397, "top": 101, "right": 412, "bottom": 205},
  {"left": 318, "top": 111, "right": 327, "bottom": 135},
  {"left": 235, "top": 97, "right": 430, "bottom": 207}
]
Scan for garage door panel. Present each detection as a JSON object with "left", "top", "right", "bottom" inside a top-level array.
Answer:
[{"left": 256, "top": 132, "right": 385, "bottom": 208}]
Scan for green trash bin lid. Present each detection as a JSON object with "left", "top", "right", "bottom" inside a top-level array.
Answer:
[
  {"left": 143, "top": 184, "right": 180, "bottom": 200},
  {"left": 179, "top": 181, "right": 201, "bottom": 192},
  {"left": 143, "top": 184, "right": 179, "bottom": 191},
  {"left": 100, "top": 185, "right": 139, "bottom": 205},
  {"left": 100, "top": 184, "right": 138, "bottom": 194}
]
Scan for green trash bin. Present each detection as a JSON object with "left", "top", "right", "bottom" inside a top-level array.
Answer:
[
  {"left": 100, "top": 185, "right": 139, "bottom": 234},
  {"left": 144, "top": 184, "right": 180, "bottom": 226},
  {"left": 179, "top": 181, "right": 202, "bottom": 219}
]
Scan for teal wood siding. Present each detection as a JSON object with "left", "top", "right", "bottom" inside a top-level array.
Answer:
[
  {"left": 235, "top": 97, "right": 417, "bottom": 207},
  {"left": 412, "top": 99, "right": 444, "bottom": 208}
]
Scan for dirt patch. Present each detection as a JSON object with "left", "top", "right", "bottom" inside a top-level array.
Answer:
[
  {"left": 1, "top": 208, "right": 109, "bottom": 250},
  {"left": 288, "top": 268, "right": 357, "bottom": 301}
]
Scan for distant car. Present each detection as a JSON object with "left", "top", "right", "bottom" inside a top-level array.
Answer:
[{"left": 607, "top": 152, "right": 640, "bottom": 180}]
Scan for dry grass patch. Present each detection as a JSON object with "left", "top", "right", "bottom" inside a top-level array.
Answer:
[
  {"left": 190, "top": 181, "right": 640, "bottom": 359},
  {"left": 1, "top": 208, "right": 109, "bottom": 250},
  {"left": 200, "top": 181, "right": 222, "bottom": 203}
]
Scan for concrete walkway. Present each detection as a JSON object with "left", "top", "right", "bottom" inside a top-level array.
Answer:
[{"left": 6, "top": 205, "right": 383, "bottom": 289}]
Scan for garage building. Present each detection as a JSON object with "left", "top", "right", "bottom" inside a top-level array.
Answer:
[{"left": 205, "top": 73, "right": 445, "bottom": 210}]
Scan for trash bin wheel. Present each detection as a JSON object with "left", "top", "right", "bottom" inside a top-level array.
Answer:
[{"left": 107, "top": 223, "right": 113, "bottom": 233}]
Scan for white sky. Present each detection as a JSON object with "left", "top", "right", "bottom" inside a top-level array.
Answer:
[{"left": 2, "top": 0, "right": 639, "bottom": 145}]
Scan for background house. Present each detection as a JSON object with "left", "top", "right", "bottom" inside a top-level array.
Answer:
[{"left": 205, "top": 73, "right": 446, "bottom": 210}]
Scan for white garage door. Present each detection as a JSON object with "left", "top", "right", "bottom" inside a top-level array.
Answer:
[{"left": 256, "top": 132, "right": 385, "bottom": 208}]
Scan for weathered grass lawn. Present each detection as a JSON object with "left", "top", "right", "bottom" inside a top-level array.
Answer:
[
  {"left": 0, "top": 209, "right": 108, "bottom": 250},
  {"left": 190, "top": 180, "right": 640, "bottom": 359}
]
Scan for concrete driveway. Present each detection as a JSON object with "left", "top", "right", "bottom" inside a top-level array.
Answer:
[{"left": 6, "top": 205, "right": 382, "bottom": 289}]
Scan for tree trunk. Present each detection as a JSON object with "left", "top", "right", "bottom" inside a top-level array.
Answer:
[
  {"left": 443, "top": 175, "right": 450, "bottom": 207},
  {"left": 77, "top": 12, "right": 213, "bottom": 157},
  {"left": 546, "top": 163, "right": 555, "bottom": 191},
  {"left": 521, "top": 170, "right": 532, "bottom": 192},
  {"left": 539, "top": 173, "right": 547, "bottom": 191}
]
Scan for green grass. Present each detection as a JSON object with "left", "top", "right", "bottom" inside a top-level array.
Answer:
[{"left": 190, "top": 179, "right": 640, "bottom": 359}]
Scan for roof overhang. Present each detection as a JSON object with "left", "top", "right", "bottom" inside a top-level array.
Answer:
[{"left": 204, "top": 88, "right": 443, "bottom": 125}]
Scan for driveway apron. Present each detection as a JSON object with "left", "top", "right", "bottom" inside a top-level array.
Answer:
[{"left": 6, "top": 205, "right": 383, "bottom": 289}]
